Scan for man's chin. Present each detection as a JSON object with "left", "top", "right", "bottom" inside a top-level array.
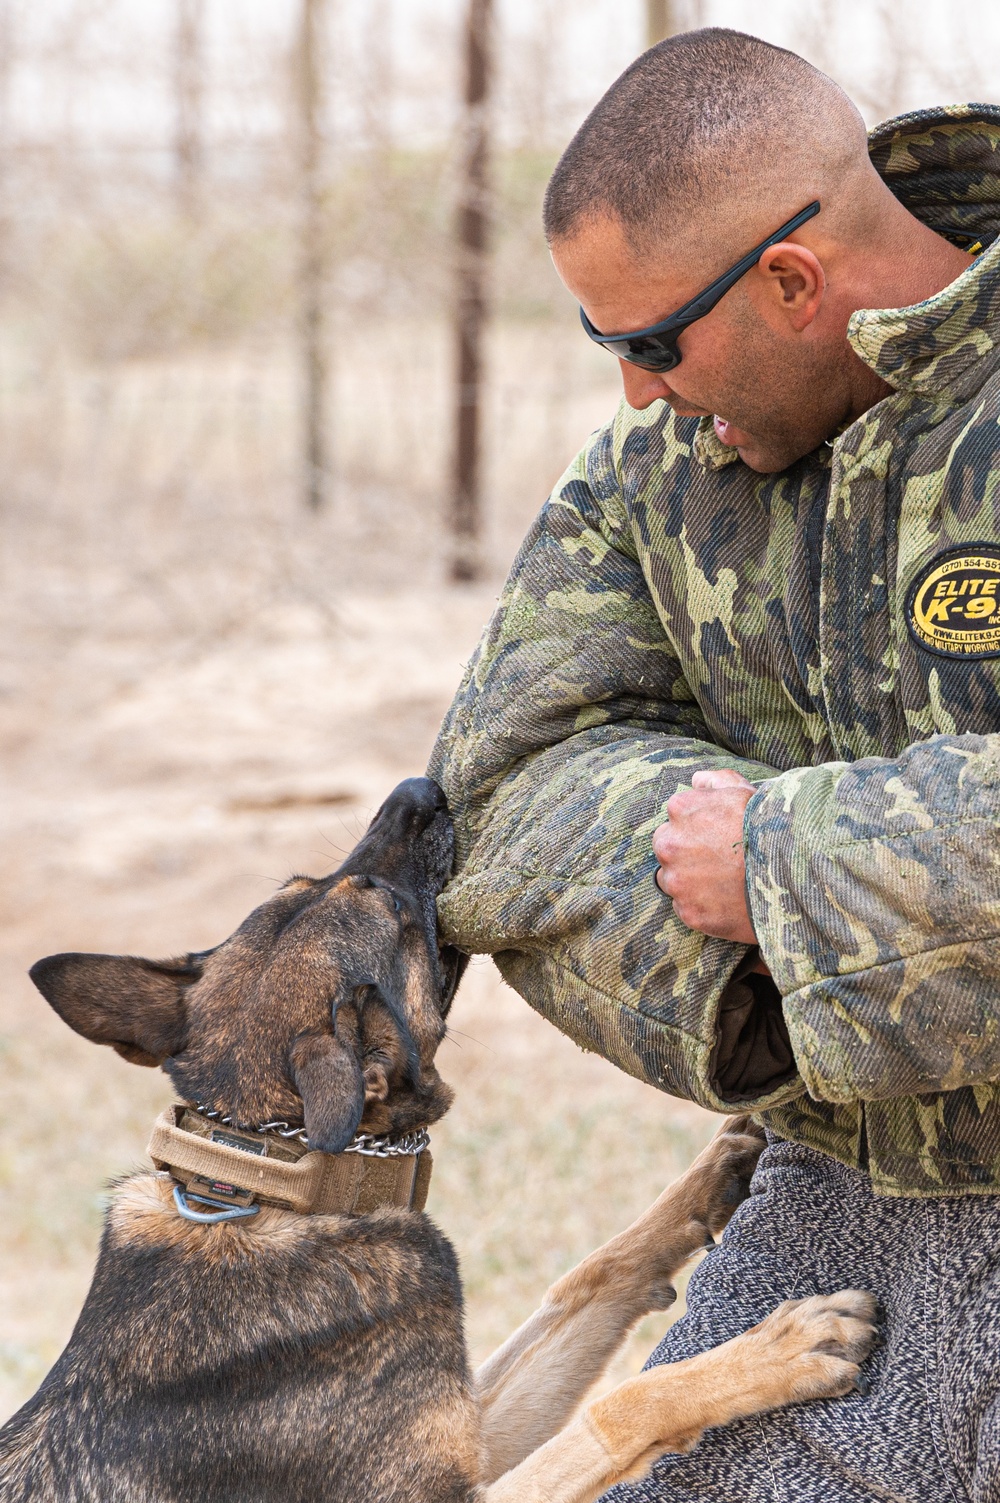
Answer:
[
  {"left": 737, "top": 445, "right": 798, "bottom": 474},
  {"left": 714, "top": 417, "right": 818, "bottom": 475}
]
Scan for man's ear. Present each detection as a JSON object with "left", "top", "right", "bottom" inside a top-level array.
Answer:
[
  {"left": 28, "top": 952, "right": 196, "bottom": 1066},
  {"left": 756, "top": 243, "right": 825, "bottom": 331},
  {"left": 290, "top": 1024, "right": 364, "bottom": 1154}
]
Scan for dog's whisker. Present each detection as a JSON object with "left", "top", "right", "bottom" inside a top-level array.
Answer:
[
  {"left": 318, "top": 839, "right": 351, "bottom": 857},
  {"left": 308, "top": 847, "right": 341, "bottom": 866},
  {"left": 443, "top": 1026, "right": 494, "bottom": 1053}
]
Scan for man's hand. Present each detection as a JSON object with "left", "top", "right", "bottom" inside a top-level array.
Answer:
[{"left": 652, "top": 769, "right": 758, "bottom": 945}]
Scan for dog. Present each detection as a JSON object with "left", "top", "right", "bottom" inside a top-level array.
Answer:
[{"left": 0, "top": 776, "right": 877, "bottom": 1502}]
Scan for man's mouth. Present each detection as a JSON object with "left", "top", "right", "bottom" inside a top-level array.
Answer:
[{"left": 713, "top": 415, "right": 756, "bottom": 449}]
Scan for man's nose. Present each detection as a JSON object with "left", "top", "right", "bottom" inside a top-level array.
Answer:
[{"left": 618, "top": 359, "right": 675, "bottom": 410}]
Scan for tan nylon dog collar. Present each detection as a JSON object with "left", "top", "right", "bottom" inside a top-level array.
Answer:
[{"left": 148, "top": 1105, "right": 433, "bottom": 1217}]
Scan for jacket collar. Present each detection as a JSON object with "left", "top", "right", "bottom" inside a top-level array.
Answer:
[
  {"left": 847, "top": 232, "right": 1000, "bottom": 402},
  {"left": 844, "top": 105, "right": 1000, "bottom": 403}
]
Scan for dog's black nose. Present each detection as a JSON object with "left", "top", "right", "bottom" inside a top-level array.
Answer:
[
  {"left": 379, "top": 777, "right": 448, "bottom": 832},
  {"left": 336, "top": 778, "right": 452, "bottom": 890}
]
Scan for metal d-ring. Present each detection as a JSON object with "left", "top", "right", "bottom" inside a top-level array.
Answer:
[{"left": 173, "top": 1183, "right": 260, "bottom": 1224}]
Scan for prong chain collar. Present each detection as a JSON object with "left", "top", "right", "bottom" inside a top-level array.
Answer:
[{"left": 192, "top": 1102, "right": 430, "bottom": 1158}]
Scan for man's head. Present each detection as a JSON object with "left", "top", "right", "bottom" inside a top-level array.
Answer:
[{"left": 544, "top": 29, "right": 969, "bottom": 472}]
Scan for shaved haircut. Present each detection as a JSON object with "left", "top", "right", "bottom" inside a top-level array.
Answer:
[{"left": 544, "top": 28, "right": 869, "bottom": 256}]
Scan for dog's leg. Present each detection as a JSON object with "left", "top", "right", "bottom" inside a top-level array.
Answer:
[
  {"left": 476, "top": 1116, "right": 764, "bottom": 1482},
  {"left": 483, "top": 1288, "right": 879, "bottom": 1503}
]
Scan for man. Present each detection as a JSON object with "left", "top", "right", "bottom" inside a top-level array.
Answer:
[{"left": 431, "top": 27, "right": 1000, "bottom": 1502}]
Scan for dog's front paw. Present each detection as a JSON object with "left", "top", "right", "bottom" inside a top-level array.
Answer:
[
  {"left": 596, "top": 1118, "right": 766, "bottom": 1321},
  {"left": 678, "top": 1114, "right": 767, "bottom": 1242},
  {"left": 745, "top": 1290, "right": 879, "bottom": 1409}
]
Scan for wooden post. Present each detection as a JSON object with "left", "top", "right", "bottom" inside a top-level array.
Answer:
[
  {"left": 175, "top": 0, "right": 204, "bottom": 216},
  {"left": 449, "top": 0, "right": 493, "bottom": 584},
  {"left": 298, "top": 0, "right": 329, "bottom": 511},
  {"left": 645, "top": 0, "right": 677, "bottom": 48}
]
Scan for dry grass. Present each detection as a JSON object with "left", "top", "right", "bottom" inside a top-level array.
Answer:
[{"left": 0, "top": 324, "right": 720, "bottom": 1425}]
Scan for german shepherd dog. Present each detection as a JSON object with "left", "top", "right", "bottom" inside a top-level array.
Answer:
[{"left": 0, "top": 778, "right": 877, "bottom": 1502}]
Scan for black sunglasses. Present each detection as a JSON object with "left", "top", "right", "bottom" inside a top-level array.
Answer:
[{"left": 579, "top": 200, "right": 821, "bottom": 373}]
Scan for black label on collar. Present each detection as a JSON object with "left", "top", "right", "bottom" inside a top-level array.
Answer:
[
  {"left": 211, "top": 1127, "right": 267, "bottom": 1157},
  {"left": 906, "top": 546, "right": 1000, "bottom": 659}
]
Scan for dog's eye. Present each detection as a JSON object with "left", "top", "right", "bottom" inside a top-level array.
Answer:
[{"left": 392, "top": 896, "right": 403, "bottom": 915}]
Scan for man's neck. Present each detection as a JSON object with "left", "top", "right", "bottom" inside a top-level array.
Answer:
[
  {"left": 838, "top": 212, "right": 975, "bottom": 425},
  {"left": 856, "top": 210, "right": 973, "bottom": 319}
]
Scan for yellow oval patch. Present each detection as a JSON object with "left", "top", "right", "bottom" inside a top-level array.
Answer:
[{"left": 907, "top": 546, "right": 1000, "bottom": 659}]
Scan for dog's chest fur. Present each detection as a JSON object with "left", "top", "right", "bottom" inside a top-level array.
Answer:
[{"left": 0, "top": 1175, "right": 480, "bottom": 1503}]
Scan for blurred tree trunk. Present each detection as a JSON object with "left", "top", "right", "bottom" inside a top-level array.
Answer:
[
  {"left": 361, "top": 0, "right": 392, "bottom": 158},
  {"left": 645, "top": 0, "right": 677, "bottom": 47},
  {"left": 175, "top": 0, "right": 204, "bottom": 217},
  {"left": 298, "top": 0, "right": 329, "bottom": 512},
  {"left": 449, "top": 0, "right": 494, "bottom": 584},
  {"left": 0, "top": 0, "right": 14, "bottom": 269},
  {"left": 0, "top": 3, "right": 10, "bottom": 138}
]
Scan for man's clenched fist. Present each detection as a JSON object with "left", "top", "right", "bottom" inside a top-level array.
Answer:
[{"left": 652, "top": 769, "right": 758, "bottom": 944}]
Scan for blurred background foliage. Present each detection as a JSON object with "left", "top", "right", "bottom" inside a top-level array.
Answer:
[{"left": 0, "top": 0, "right": 995, "bottom": 582}]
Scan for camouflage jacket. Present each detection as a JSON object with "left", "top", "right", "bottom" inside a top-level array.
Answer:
[{"left": 430, "top": 105, "right": 1000, "bottom": 1197}]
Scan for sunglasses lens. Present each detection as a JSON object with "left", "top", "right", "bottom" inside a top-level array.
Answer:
[
  {"left": 580, "top": 308, "right": 681, "bottom": 371},
  {"left": 604, "top": 335, "right": 680, "bottom": 372},
  {"left": 635, "top": 344, "right": 680, "bottom": 372}
]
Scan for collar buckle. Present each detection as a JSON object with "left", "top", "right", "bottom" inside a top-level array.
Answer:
[{"left": 173, "top": 1183, "right": 260, "bottom": 1224}]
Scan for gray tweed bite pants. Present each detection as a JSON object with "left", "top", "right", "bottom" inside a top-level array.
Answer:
[{"left": 604, "top": 1134, "right": 1000, "bottom": 1503}]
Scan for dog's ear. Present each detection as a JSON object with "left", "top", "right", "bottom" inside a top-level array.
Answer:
[
  {"left": 290, "top": 1024, "right": 365, "bottom": 1154},
  {"left": 29, "top": 952, "right": 195, "bottom": 1066}
]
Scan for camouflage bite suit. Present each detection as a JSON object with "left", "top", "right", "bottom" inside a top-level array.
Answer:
[{"left": 431, "top": 105, "right": 1000, "bottom": 1198}]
